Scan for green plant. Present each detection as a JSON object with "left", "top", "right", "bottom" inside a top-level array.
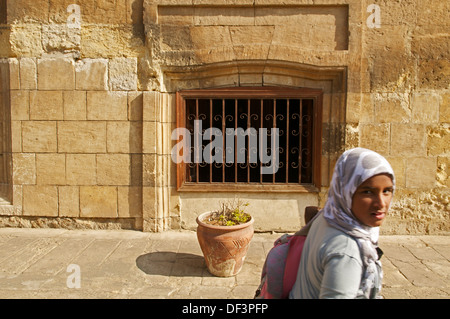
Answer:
[{"left": 204, "top": 199, "right": 251, "bottom": 226}]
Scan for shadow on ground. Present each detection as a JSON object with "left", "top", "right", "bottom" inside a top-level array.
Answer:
[{"left": 136, "top": 252, "right": 206, "bottom": 277}]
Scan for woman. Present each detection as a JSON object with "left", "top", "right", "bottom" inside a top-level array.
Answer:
[{"left": 290, "top": 148, "right": 395, "bottom": 299}]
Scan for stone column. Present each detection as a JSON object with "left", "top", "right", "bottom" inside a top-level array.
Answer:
[{"left": 142, "top": 91, "right": 175, "bottom": 231}]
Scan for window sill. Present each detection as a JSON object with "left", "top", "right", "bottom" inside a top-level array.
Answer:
[{"left": 177, "top": 183, "right": 319, "bottom": 193}]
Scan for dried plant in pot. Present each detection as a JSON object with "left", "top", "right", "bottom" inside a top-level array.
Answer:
[{"left": 196, "top": 200, "right": 254, "bottom": 277}]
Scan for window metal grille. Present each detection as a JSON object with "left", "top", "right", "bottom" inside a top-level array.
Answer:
[{"left": 176, "top": 87, "right": 322, "bottom": 192}]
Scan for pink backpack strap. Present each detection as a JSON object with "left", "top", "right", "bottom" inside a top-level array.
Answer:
[
  {"left": 281, "top": 235, "right": 307, "bottom": 298},
  {"left": 255, "top": 236, "right": 291, "bottom": 299}
]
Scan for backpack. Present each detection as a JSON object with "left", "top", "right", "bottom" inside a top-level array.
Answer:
[{"left": 254, "top": 206, "right": 319, "bottom": 299}]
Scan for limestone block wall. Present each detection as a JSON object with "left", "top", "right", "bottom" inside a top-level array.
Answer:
[
  {"left": 0, "top": 0, "right": 152, "bottom": 230},
  {"left": 0, "top": 0, "right": 448, "bottom": 234},
  {"left": 357, "top": 0, "right": 449, "bottom": 234}
]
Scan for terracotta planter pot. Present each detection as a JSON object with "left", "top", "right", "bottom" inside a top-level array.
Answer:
[{"left": 196, "top": 211, "right": 254, "bottom": 277}]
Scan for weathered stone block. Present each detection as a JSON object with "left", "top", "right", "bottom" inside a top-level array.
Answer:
[
  {"left": 373, "top": 0, "right": 416, "bottom": 26},
  {"left": 365, "top": 26, "right": 413, "bottom": 92},
  {"left": 411, "top": 93, "right": 440, "bottom": 124},
  {"left": 142, "top": 154, "right": 156, "bottom": 187},
  {"left": 158, "top": 6, "right": 194, "bottom": 25},
  {"left": 12, "top": 185, "right": 23, "bottom": 209},
  {"left": 6, "top": 0, "right": 49, "bottom": 23},
  {"left": 75, "top": 59, "right": 108, "bottom": 90},
  {"left": 76, "top": 0, "right": 127, "bottom": 24},
  {"left": 411, "top": 34, "right": 450, "bottom": 60},
  {"left": 391, "top": 124, "right": 426, "bottom": 156},
  {"left": 441, "top": 94, "right": 450, "bottom": 122},
  {"left": 365, "top": 25, "right": 409, "bottom": 58},
  {"left": 66, "top": 154, "right": 96, "bottom": 185},
  {"left": 11, "top": 121, "right": 22, "bottom": 152},
  {"left": 58, "top": 186, "right": 79, "bottom": 217},
  {"left": 374, "top": 93, "right": 411, "bottom": 123},
  {"left": 360, "top": 124, "right": 390, "bottom": 156},
  {"left": 345, "top": 92, "right": 361, "bottom": 124},
  {"left": 37, "top": 58, "right": 75, "bottom": 90},
  {"left": 9, "top": 24, "right": 44, "bottom": 57},
  {"left": 7, "top": 58, "right": 19, "bottom": 89},
  {"left": 10, "top": 90, "right": 29, "bottom": 120},
  {"left": 22, "top": 121, "right": 57, "bottom": 153},
  {"left": 36, "top": 153, "right": 65, "bottom": 185},
  {"left": 130, "top": 154, "right": 143, "bottom": 187},
  {"left": 107, "top": 121, "right": 142, "bottom": 153},
  {"left": 359, "top": 93, "right": 375, "bottom": 123},
  {"left": 0, "top": 28, "right": 11, "bottom": 57},
  {"left": 427, "top": 124, "right": 450, "bottom": 156},
  {"left": 189, "top": 26, "right": 233, "bottom": 51},
  {"left": 142, "top": 121, "right": 157, "bottom": 154},
  {"left": 80, "top": 25, "right": 145, "bottom": 58},
  {"left": 58, "top": 121, "right": 106, "bottom": 153},
  {"left": 118, "top": 186, "right": 142, "bottom": 218},
  {"left": 63, "top": 91, "right": 86, "bottom": 120},
  {"left": 19, "top": 58, "right": 37, "bottom": 89},
  {"left": 194, "top": 6, "right": 254, "bottom": 26},
  {"left": 232, "top": 25, "right": 275, "bottom": 48},
  {"left": 345, "top": 123, "right": 359, "bottom": 150},
  {"left": 386, "top": 156, "right": 406, "bottom": 188},
  {"left": 97, "top": 154, "right": 131, "bottom": 186},
  {"left": 406, "top": 157, "right": 437, "bottom": 189},
  {"left": 437, "top": 157, "right": 449, "bottom": 188},
  {"left": 416, "top": 0, "right": 450, "bottom": 26},
  {"left": 143, "top": 91, "right": 159, "bottom": 122},
  {"left": 87, "top": 91, "right": 128, "bottom": 120},
  {"left": 142, "top": 186, "right": 157, "bottom": 219},
  {"left": 12, "top": 153, "right": 36, "bottom": 185},
  {"left": 42, "top": 24, "right": 81, "bottom": 53},
  {"left": 80, "top": 186, "right": 118, "bottom": 218},
  {"left": 23, "top": 186, "right": 58, "bottom": 217},
  {"left": 109, "top": 57, "right": 138, "bottom": 91},
  {"left": 128, "top": 91, "right": 143, "bottom": 121},
  {"left": 160, "top": 25, "right": 193, "bottom": 53},
  {"left": 48, "top": 0, "right": 92, "bottom": 24},
  {"left": 30, "top": 90, "right": 64, "bottom": 120},
  {"left": 152, "top": 154, "right": 171, "bottom": 187},
  {"left": 417, "top": 59, "right": 450, "bottom": 90},
  {"left": 127, "top": 0, "right": 144, "bottom": 25}
]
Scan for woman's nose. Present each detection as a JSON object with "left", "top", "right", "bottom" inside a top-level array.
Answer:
[{"left": 373, "top": 193, "right": 387, "bottom": 210}]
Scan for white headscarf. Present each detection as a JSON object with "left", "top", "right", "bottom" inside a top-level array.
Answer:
[{"left": 323, "top": 148, "right": 395, "bottom": 298}]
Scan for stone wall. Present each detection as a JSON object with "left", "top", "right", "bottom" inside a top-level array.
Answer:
[
  {"left": 0, "top": 0, "right": 448, "bottom": 234},
  {"left": 358, "top": 0, "right": 449, "bottom": 234}
]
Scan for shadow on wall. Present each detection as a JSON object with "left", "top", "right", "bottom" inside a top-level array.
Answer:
[{"left": 136, "top": 252, "right": 206, "bottom": 277}]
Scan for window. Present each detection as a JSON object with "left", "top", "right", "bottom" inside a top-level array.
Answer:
[{"left": 174, "top": 87, "right": 322, "bottom": 192}]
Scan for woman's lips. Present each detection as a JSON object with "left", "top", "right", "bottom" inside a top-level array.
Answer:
[{"left": 372, "top": 212, "right": 386, "bottom": 220}]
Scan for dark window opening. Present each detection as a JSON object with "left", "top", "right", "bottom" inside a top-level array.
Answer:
[{"left": 176, "top": 87, "right": 322, "bottom": 192}]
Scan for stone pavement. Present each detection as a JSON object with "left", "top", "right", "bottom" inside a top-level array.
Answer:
[{"left": 0, "top": 227, "right": 449, "bottom": 299}]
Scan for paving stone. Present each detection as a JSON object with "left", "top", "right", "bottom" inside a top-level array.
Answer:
[{"left": 0, "top": 228, "right": 448, "bottom": 299}]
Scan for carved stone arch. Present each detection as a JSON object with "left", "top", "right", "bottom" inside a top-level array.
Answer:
[{"left": 160, "top": 59, "right": 346, "bottom": 93}]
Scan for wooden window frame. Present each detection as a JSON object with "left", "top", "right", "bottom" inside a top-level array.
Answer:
[{"left": 175, "top": 87, "right": 322, "bottom": 193}]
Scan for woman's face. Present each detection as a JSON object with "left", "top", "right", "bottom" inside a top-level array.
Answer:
[{"left": 351, "top": 174, "right": 394, "bottom": 227}]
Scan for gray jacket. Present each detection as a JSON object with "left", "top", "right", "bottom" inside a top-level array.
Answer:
[{"left": 289, "top": 213, "right": 382, "bottom": 299}]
